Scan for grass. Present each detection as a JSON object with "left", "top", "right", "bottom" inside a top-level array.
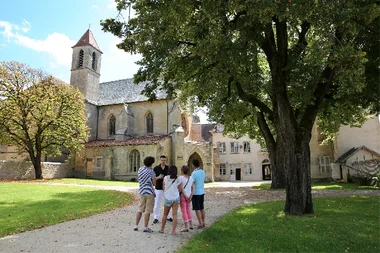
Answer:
[
  {"left": 3, "top": 178, "right": 139, "bottom": 187},
  {"left": 178, "top": 196, "right": 380, "bottom": 253},
  {"left": 252, "top": 181, "right": 379, "bottom": 191},
  {"left": 0, "top": 182, "right": 134, "bottom": 237}
]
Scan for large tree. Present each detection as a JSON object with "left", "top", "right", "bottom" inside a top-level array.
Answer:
[
  {"left": 102, "top": 0, "right": 379, "bottom": 215},
  {"left": 0, "top": 61, "right": 89, "bottom": 179}
]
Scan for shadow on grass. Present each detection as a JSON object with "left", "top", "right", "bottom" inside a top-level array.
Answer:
[
  {"left": 0, "top": 186, "right": 134, "bottom": 237},
  {"left": 179, "top": 196, "right": 380, "bottom": 253},
  {"left": 253, "top": 182, "right": 379, "bottom": 191}
]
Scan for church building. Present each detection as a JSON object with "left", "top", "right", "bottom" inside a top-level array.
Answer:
[{"left": 70, "top": 29, "right": 217, "bottom": 181}]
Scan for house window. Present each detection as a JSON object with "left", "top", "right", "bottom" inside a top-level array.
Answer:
[
  {"left": 244, "top": 163, "right": 252, "bottom": 175},
  {"left": 230, "top": 169, "right": 234, "bottom": 175},
  {"left": 78, "top": 49, "right": 84, "bottom": 68},
  {"left": 96, "top": 157, "right": 102, "bottom": 168},
  {"left": 219, "top": 164, "right": 226, "bottom": 175},
  {"left": 146, "top": 112, "right": 153, "bottom": 133},
  {"left": 129, "top": 149, "right": 140, "bottom": 173},
  {"left": 243, "top": 141, "right": 251, "bottom": 153},
  {"left": 319, "top": 156, "right": 331, "bottom": 173},
  {"left": 219, "top": 142, "right": 226, "bottom": 154},
  {"left": 230, "top": 142, "right": 239, "bottom": 153},
  {"left": 109, "top": 114, "right": 116, "bottom": 136},
  {"left": 92, "top": 52, "right": 97, "bottom": 70}
]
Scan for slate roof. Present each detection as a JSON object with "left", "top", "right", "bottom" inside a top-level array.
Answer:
[
  {"left": 85, "top": 135, "right": 170, "bottom": 147},
  {"left": 98, "top": 78, "right": 167, "bottom": 106},
  {"left": 336, "top": 146, "right": 380, "bottom": 163},
  {"left": 72, "top": 29, "right": 102, "bottom": 53}
]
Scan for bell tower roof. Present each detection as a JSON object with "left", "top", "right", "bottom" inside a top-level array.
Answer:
[{"left": 72, "top": 29, "right": 102, "bottom": 53}]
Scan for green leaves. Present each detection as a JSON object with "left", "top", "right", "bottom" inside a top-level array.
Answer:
[
  {"left": 0, "top": 61, "right": 89, "bottom": 167},
  {"left": 101, "top": 0, "right": 379, "bottom": 141}
]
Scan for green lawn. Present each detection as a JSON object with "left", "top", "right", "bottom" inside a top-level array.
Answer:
[
  {"left": 179, "top": 196, "right": 380, "bottom": 253},
  {"left": 252, "top": 181, "right": 379, "bottom": 191},
  {"left": 0, "top": 182, "right": 134, "bottom": 237}
]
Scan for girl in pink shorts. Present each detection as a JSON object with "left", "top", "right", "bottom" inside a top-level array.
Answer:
[{"left": 179, "top": 165, "right": 195, "bottom": 232}]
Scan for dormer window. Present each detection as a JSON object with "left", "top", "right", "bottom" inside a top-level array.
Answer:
[
  {"left": 92, "top": 52, "right": 96, "bottom": 70},
  {"left": 109, "top": 114, "right": 116, "bottom": 136},
  {"left": 146, "top": 112, "right": 153, "bottom": 133},
  {"left": 78, "top": 50, "right": 84, "bottom": 68}
]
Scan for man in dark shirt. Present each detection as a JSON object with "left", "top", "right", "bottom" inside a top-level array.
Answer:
[{"left": 152, "top": 155, "right": 173, "bottom": 224}]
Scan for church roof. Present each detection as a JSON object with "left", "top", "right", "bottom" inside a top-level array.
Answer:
[
  {"left": 98, "top": 78, "right": 167, "bottom": 105},
  {"left": 72, "top": 29, "right": 102, "bottom": 53},
  {"left": 336, "top": 146, "right": 380, "bottom": 163},
  {"left": 85, "top": 135, "right": 170, "bottom": 147}
]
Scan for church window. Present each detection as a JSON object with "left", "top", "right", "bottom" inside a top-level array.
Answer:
[
  {"left": 78, "top": 50, "right": 84, "bottom": 68},
  {"left": 129, "top": 150, "right": 140, "bottom": 173},
  {"left": 146, "top": 112, "right": 153, "bottom": 133},
  {"left": 109, "top": 114, "right": 116, "bottom": 136},
  {"left": 92, "top": 52, "right": 97, "bottom": 70}
]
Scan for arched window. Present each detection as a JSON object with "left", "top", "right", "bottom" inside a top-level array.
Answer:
[
  {"left": 146, "top": 112, "right": 153, "bottom": 133},
  {"left": 129, "top": 150, "right": 140, "bottom": 173},
  {"left": 78, "top": 50, "right": 84, "bottom": 68},
  {"left": 92, "top": 52, "right": 96, "bottom": 70},
  {"left": 109, "top": 114, "right": 116, "bottom": 136}
]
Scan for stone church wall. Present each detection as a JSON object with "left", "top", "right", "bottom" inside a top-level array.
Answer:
[{"left": 0, "top": 161, "right": 71, "bottom": 179}]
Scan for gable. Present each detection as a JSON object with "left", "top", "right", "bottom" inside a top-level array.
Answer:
[{"left": 336, "top": 146, "right": 380, "bottom": 163}]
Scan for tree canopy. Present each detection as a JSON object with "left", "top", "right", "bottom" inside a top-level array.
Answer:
[
  {"left": 0, "top": 61, "right": 89, "bottom": 179},
  {"left": 102, "top": 0, "right": 379, "bottom": 215}
]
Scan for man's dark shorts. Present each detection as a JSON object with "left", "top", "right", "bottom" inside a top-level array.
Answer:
[{"left": 192, "top": 194, "right": 204, "bottom": 210}]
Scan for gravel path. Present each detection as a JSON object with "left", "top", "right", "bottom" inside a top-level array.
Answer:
[{"left": 0, "top": 183, "right": 379, "bottom": 253}]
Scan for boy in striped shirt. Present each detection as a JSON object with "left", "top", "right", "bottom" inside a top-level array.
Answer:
[{"left": 134, "top": 156, "right": 163, "bottom": 232}]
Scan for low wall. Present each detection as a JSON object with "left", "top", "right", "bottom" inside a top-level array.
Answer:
[{"left": 0, "top": 160, "right": 73, "bottom": 179}]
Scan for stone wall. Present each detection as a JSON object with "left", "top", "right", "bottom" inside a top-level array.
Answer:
[{"left": 0, "top": 161, "right": 72, "bottom": 179}]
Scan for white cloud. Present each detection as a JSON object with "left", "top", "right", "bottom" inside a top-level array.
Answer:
[
  {"left": 107, "top": 0, "right": 116, "bottom": 9},
  {"left": 100, "top": 37, "right": 141, "bottom": 81},
  {"left": 21, "top": 19, "right": 31, "bottom": 32},
  {"left": 0, "top": 20, "right": 75, "bottom": 67},
  {"left": 92, "top": 5, "right": 98, "bottom": 9}
]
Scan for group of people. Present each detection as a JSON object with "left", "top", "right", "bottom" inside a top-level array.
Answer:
[{"left": 133, "top": 155, "right": 206, "bottom": 235}]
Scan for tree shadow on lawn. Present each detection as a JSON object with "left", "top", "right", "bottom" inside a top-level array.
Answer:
[
  {"left": 181, "top": 197, "right": 379, "bottom": 253},
  {"left": 0, "top": 189, "right": 134, "bottom": 237}
]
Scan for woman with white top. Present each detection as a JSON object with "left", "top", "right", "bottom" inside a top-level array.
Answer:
[
  {"left": 159, "top": 165, "right": 183, "bottom": 235},
  {"left": 179, "top": 165, "right": 194, "bottom": 232}
]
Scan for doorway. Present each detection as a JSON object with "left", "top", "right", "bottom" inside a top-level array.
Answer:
[
  {"left": 262, "top": 165, "right": 271, "bottom": 180},
  {"left": 235, "top": 168, "right": 241, "bottom": 181},
  {"left": 86, "top": 158, "right": 93, "bottom": 178},
  {"left": 187, "top": 152, "right": 203, "bottom": 174}
]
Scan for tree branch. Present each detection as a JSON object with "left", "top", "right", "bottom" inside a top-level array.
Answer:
[
  {"left": 234, "top": 80, "right": 273, "bottom": 117},
  {"left": 300, "top": 66, "right": 336, "bottom": 132},
  {"left": 256, "top": 111, "right": 276, "bottom": 151}
]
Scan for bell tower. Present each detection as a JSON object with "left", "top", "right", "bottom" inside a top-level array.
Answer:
[{"left": 70, "top": 29, "right": 102, "bottom": 103}]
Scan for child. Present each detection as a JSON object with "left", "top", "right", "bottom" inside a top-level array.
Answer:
[
  {"left": 159, "top": 165, "right": 183, "bottom": 235},
  {"left": 179, "top": 165, "right": 194, "bottom": 232}
]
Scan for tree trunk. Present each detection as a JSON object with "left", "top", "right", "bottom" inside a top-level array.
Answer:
[
  {"left": 267, "top": 146, "right": 286, "bottom": 189},
  {"left": 284, "top": 135, "right": 313, "bottom": 215},
  {"left": 31, "top": 156, "right": 43, "bottom": 179}
]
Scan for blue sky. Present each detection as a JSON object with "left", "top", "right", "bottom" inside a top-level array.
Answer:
[{"left": 0, "top": 0, "right": 141, "bottom": 83}]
